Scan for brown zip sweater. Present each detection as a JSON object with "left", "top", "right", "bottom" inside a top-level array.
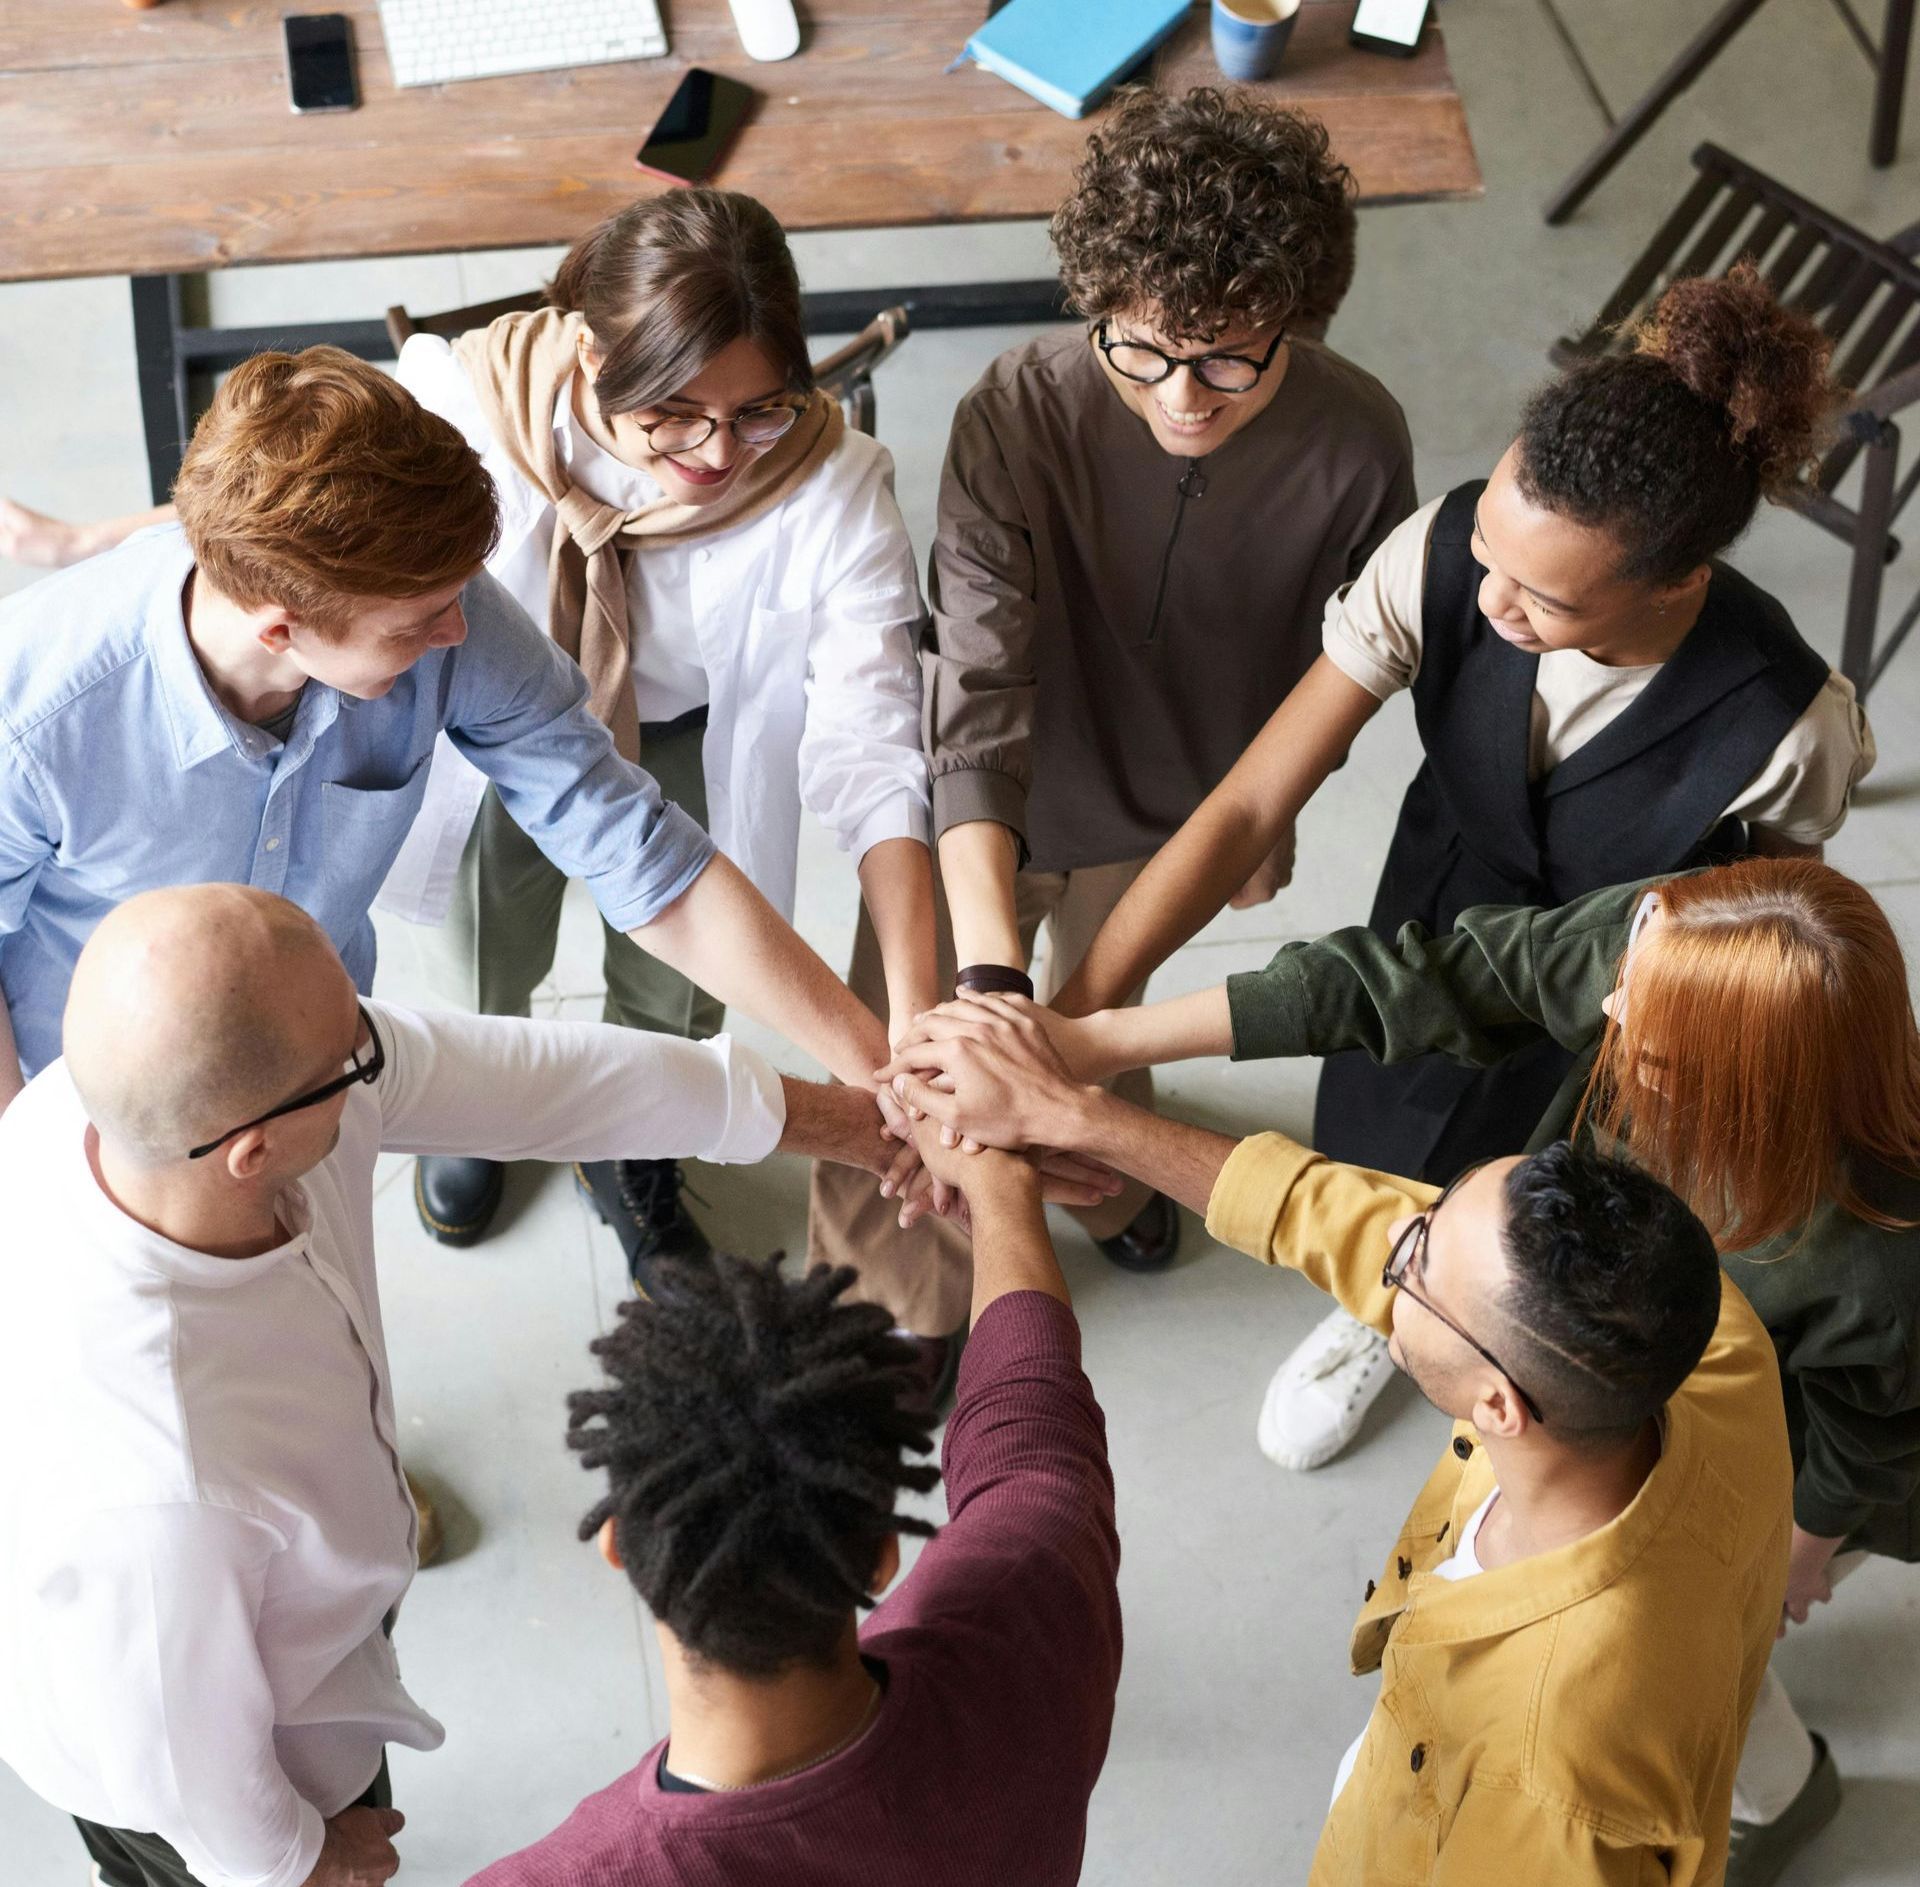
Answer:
[{"left": 922, "top": 327, "right": 1415, "bottom": 874}]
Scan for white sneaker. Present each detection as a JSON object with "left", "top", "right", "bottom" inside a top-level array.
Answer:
[{"left": 1257, "top": 1307, "right": 1395, "bottom": 1470}]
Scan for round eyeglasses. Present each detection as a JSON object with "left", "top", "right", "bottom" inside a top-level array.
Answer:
[
  {"left": 1383, "top": 1161, "right": 1548, "bottom": 1425},
  {"left": 1094, "top": 321, "right": 1287, "bottom": 394},
  {"left": 634, "top": 402, "right": 802, "bottom": 455}
]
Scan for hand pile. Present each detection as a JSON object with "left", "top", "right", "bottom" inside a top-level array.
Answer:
[{"left": 867, "top": 991, "right": 1115, "bottom": 1228}]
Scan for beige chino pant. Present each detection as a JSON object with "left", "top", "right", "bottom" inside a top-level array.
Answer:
[{"left": 810, "top": 854, "right": 1157, "bottom": 1337}]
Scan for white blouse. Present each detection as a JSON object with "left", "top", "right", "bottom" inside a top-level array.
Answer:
[{"left": 379, "top": 336, "right": 932, "bottom": 926}]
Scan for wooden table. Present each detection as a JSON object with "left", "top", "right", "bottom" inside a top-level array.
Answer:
[{"left": 0, "top": 0, "right": 1479, "bottom": 490}]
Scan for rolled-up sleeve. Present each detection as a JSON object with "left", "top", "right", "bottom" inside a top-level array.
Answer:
[
  {"left": 797, "top": 444, "right": 932, "bottom": 863},
  {"left": 1205, "top": 1131, "right": 1435, "bottom": 1338},
  {"left": 1319, "top": 497, "right": 1443, "bottom": 705},
  {"left": 442, "top": 573, "right": 716, "bottom": 931},
  {"left": 48, "top": 1503, "right": 325, "bottom": 1887},
  {"left": 922, "top": 392, "right": 1039, "bottom": 849},
  {"left": 0, "top": 732, "right": 54, "bottom": 942}
]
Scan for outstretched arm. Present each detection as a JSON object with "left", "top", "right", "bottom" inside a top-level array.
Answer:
[
  {"left": 629, "top": 855, "right": 891, "bottom": 1091},
  {"left": 1050, "top": 656, "right": 1381, "bottom": 1016},
  {"left": 0, "top": 499, "right": 173, "bottom": 569}
]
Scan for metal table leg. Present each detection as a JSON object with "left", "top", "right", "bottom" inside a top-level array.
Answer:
[
  {"left": 1871, "top": 0, "right": 1915, "bottom": 165},
  {"left": 1543, "top": 0, "right": 1774, "bottom": 227}
]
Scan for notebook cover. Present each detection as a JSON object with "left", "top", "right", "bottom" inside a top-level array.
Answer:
[{"left": 964, "top": 0, "right": 1191, "bottom": 120}]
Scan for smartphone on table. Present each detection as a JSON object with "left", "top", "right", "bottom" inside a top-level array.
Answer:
[
  {"left": 284, "top": 13, "right": 360, "bottom": 113},
  {"left": 1349, "top": 0, "right": 1432, "bottom": 57},
  {"left": 636, "top": 69, "right": 757, "bottom": 184}
]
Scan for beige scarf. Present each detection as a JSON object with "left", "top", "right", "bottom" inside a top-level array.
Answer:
[{"left": 454, "top": 306, "right": 843, "bottom": 760}]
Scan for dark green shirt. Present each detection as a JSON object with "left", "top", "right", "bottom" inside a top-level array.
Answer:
[{"left": 1229, "top": 878, "right": 1920, "bottom": 1560}]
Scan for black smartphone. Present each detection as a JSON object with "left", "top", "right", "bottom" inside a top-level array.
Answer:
[
  {"left": 1349, "top": 0, "right": 1431, "bottom": 57},
  {"left": 636, "top": 69, "right": 757, "bottom": 185},
  {"left": 284, "top": 13, "right": 359, "bottom": 113}
]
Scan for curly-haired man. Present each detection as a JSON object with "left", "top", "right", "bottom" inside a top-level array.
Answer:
[
  {"left": 813, "top": 87, "right": 1415, "bottom": 1319},
  {"left": 469, "top": 1128, "right": 1121, "bottom": 1886}
]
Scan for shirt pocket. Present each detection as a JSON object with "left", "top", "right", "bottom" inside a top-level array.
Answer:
[{"left": 321, "top": 758, "right": 433, "bottom": 883}]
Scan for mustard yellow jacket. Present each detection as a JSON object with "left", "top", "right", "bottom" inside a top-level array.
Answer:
[{"left": 1207, "top": 1133, "right": 1792, "bottom": 1887}]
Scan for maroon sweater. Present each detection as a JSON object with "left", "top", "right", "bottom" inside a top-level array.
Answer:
[{"left": 467, "top": 1291, "right": 1122, "bottom": 1886}]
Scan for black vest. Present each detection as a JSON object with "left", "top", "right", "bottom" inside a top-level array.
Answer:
[{"left": 1372, "top": 480, "right": 1830, "bottom": 937}]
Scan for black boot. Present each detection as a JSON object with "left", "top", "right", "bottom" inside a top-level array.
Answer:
[
  {"left": 414, "top": 1157, "right": 505, "bottom": 1248},
  {"left": 573, "top": 1158, "right": 711, "bottom": 1296},
  {"left": 1096, "top": 1190, "right": 1181, "bottom": 1273}
]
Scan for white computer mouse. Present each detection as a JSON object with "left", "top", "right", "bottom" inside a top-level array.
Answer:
[{"left": 729, "top": 0, "right": 801, "bottom": 61}]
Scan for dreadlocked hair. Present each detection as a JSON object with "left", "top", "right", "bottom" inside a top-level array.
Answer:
[{"left": 569, "top": 1251, "right": 940, "bottom": 1678}]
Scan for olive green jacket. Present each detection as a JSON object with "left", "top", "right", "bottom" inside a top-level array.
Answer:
[{"left": 1229, "top": 878, "right": 1920, "bottom": 1560}]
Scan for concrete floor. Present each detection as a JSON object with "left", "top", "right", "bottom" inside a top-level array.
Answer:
[{"left": 5, "top": 1, "right": 1920, "bottom": 1880}]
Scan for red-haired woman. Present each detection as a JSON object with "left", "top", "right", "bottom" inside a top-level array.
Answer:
[{"left": 1025, "top": 856, "right": 1919, "bottom": 1879}]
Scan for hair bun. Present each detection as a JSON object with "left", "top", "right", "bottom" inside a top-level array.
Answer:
[{"left": 1632, "top": 262, "right": 1838, "bottom": 495}]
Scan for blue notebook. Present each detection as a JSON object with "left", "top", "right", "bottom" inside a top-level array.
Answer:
[{"left": 964, "top": 0, "right": 1191, "bottom": 120}]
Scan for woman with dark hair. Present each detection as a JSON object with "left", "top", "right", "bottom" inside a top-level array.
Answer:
[
  {"left": 1050, "top": 264, "right": 1874, "bottom": 1467},
  {"left": 367, "top": 191, "right": 937, "bottom": 1293}
]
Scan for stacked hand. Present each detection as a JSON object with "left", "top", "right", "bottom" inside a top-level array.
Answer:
[
  {"left": 875, "top": 990, "right": 1094, "bottom": 1157},
  {"left": 867, "top": 992, "right": 1120, "bottom": 1229}
]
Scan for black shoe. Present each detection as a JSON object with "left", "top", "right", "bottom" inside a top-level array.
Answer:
[
  {"left": 1097, "top": 1190, "right": 1181, "bottom": 1273},
  {"left": 900, "top": 1324, "right": 968, "bottom": 1423},
  {"left": 1726, "top": 1731, "right": 1842, "bottom": 1887},
  {"left": 573, "top": 1158, "right": 711, "bottom": 1296},
  {"left": 414, "top": 1157, "right": 504, "bottom": 1248}
]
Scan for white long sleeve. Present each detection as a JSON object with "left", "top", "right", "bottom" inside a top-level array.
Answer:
[
  {"left": 365, "top": 1002, "right": 785, "bottom": 1165},
  {"left": 41, "top": 1504, "right": 326, "bottom": 1887}
]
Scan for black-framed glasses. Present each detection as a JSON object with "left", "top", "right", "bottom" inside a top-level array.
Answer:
[
  {"left": 1383, "top": 1160, "right": 1548, "bottom": 1425},
  {"left": 1094, "top": 320, "right": 1287, "bottom": 393},
  {"left": 189, "top": 1004, "right": 384, "bottom": 1160},
  {"left": 634, "top": 401, "right": 803, "bottom": 455}
]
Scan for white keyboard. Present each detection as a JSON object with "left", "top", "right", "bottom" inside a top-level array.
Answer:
[{"left": 379, "top": 0, "right": 668, "bottom": 88}]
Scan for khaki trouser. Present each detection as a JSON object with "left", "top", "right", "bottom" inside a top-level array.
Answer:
[
  {"left": 427, "top": 714, "right": 723, "bottom": 1042},
  {"left": 810, "top": 855, "right": 1156, "bottom": 1336}
]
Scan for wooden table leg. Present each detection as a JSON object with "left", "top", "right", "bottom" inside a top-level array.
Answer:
[{"left": 1543, "top": 0, "right": 1775, "bottom": 226}]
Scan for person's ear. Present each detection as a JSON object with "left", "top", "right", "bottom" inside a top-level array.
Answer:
[
  {"left": 576, "top": 330, "right": 602, "bottom": 384},
  {"left": 870, "top": 1533, "right": 901, "bottom": 1598},
  {"left": 1469, "top": 1374, "right": 1529, "bottom": 1444},
  {"left": 597, "top": 1515, "right": 624, "bottom": 1572},
  {"left": 1657, "top": 564, "right": 1712, "bottom": 609},
  {"left": 224, "top": 1128, "right": 272, "bottom": 1184},
  {"left": 256, "top": 620, "right": 295, "bottom": 656}
]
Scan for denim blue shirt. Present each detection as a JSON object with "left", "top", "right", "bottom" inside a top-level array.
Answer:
[{"left": 0, "top": 527, "right": 716, "bottom": 1078}]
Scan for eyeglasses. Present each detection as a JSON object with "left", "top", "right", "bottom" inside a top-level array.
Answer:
[
  {"left": 1382, "top": 1161, "right": 1548, "bottom": 1425},
  {"left": 1094, "top": 321, "right": 1287, "bottom": 393},
  {"left": 189, "top": 1005, "right": 384, "bottom": 1161},
  {"left": 634, "top": 402, "right": 803, "bottom": 455}
]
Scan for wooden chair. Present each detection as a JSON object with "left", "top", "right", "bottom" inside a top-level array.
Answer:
[
  {"left": 1553, "top": 143, "right": 1920, "bottom": 700},
  {"left": 384, "top": 296, "right": 911, "bottom": 438}
]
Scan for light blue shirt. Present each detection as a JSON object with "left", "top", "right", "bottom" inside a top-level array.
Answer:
[{"left": 0, "top": 526, "right": 716, "bottom": 1079}]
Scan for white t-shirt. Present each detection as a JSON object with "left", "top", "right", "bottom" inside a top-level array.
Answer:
[
  {"left": 1329, "top": 1490, "right": 1500, "bottom": 1809},
  {"left": 0, "top": 1003, "right": 784, "bottom": 1887},
  {"left": 1321, "top": 497, "right": 1876, "bottom": 845}
]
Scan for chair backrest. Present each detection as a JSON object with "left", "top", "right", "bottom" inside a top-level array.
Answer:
[
  {"left": 1552, "top": 144, "right": 1920, "bottom": 499},
  {"left": 384, "top": 296, "right": 910, "bottom": 439}
]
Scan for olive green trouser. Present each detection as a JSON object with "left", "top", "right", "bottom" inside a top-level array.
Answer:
[
  {"left": 809, "top": 855, "right": 1156, "bottom": 1337},
  {"left": 428, "top": 713, "right": 723, "bottom": 1042}
]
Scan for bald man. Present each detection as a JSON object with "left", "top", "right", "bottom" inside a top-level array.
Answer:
[{"left": 0, "top": 885, "right": 905, "bottom": 1887}]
